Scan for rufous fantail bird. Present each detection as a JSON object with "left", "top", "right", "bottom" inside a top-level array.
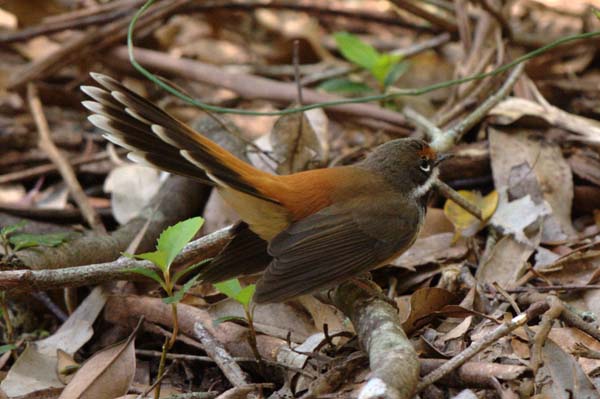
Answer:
[{"left": 81, "top": 73, "right": 447, "bottom": 303}]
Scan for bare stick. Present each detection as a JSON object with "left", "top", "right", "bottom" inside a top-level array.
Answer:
[
  {"left": 193, "top": 320, "right": 250, "bottom": 387},
  {"left": 0, "top": 149, "right": 124, "bottom": 185},
  {"left": 27, "top": 83, "right": 106, "bottom": 234}
]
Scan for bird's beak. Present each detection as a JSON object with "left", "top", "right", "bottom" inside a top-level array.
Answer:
[{"left": 434, "top": 153, "right": 452, "bottom": 166}]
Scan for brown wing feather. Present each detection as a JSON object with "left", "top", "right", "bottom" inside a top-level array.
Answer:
[{"left": 254, "top": 194, "right": 421, "bottom": 303}]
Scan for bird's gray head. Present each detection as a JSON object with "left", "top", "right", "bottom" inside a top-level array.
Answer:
[{"left": 360, "top": 138, "right": 445, "bottom": 197}]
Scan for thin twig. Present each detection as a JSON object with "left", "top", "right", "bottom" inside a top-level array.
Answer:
[
  {"left": 0, "top": 149, "right": 123, "bottom": 185},
  {"left": 27, "top": 83, "right": 106, "bottom": 234},
  {"left": 193, "top": 318, "right": 250, "bottom": 387},
  {"left": 403, "top": 107, "right": 443, "bottom": 141},
  {"left": 432, "top": 63, "right": 524, "bottom": 151},
  {"left": 136, "top": 360, "right": 176, "bottom": 399},
  {"left": 475, "top": 0, "right": 513, "bottom": 40},
  {"left": 416, "top": 301, "right": 549, "bottom": 392},
  {"left": 434, "top": 180, "right": 483, "bottom": 220},
  {"left": 389, "top": 0, "right": 457, "bottom": 32}
]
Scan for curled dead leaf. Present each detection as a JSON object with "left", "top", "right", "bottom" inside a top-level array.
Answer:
[
  {"left": 57, "top": 323, "right": 138, "bottom": 399},
  {"left": 400, "top": 287, "right": 457, "bottom": 334},
  {"left": 444, "top": 190, "right": 498, "bottom": 239}
]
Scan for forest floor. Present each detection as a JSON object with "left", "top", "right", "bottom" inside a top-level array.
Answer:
[{"left": 1, "top": 1, "right": 600, "bottom": 398}]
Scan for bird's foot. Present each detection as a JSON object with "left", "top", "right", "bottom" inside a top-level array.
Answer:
[{"left": 349, "top": 276, "right": 398, "bottom": 309}]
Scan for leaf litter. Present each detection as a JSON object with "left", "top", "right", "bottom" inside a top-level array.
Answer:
[{"left": 1, "top": 1, "right": 600, "bottom": 398}]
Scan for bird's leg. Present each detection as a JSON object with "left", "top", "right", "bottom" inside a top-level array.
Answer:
[{"left": 349, "top": 275, "right": 398, "bottom": 309}]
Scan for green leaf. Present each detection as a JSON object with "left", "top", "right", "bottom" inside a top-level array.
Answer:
[
  {"left": 133, "top": 251, "right": 168, "bottom": 271},
  {"left": 318, "top": 78, "right": 373, "bottom": 95},
  {"left": 127, "top": 267, "right": 168, "bottom": 291},
  {"left": 212, "top": 315, "right": 247, "bottom": 328},
  {"left": 156, "top": 217, "right": 204, "bottom": 269},
  {"left": 593, "top": 8, "right": 600, "bottom": 20},
  {"left": 0, "top": 344, "right": 16, "bottom": 354},
  {"left": 172, "top": 258, "right": 212, "bottom": 285},
  {"left": 370, "top": 53, "right": 401, "bottom": 86},
  {"left": 1, "top": 221, "right": 27, "bottom": 237},
  {"left": 334, "top": 32, "right": 380, "bottom": 70},
  {"left": 163, "top": 274, "right": 202, "bottom": 304},
  {"left": 9, "top": 232, "right": 70, "bottom": 251},
  {"left": 130, "top": 216, "right": 204, "bottom": 271},
  {"left": 383, "top": 60, "right": 409, "bottom": 88},
  {"left": 214, "top": 278, "right": 242, "bottom": 299},
  {"left": 235, "top": 285, "right": 256, "bottom": 308}
]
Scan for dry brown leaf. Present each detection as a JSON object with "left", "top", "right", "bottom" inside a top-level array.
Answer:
[
  {"left": 1, "top": 287, "right": 107, "bottom": 397},
  {"left": 477, "top": 235, "right": 534, "bottom": 287},
  {"left": 400, "top": 287, "right": 457, "bottom": 334},
  {"left": 488, "top": 194, "right": 548, "bottom": 246},
  {"left": 255, "top": 9, "right": 332, "bottom": 61},
  {"left": 13, "top": 36, "right": 61, "bottom": 61},
  {"left": 270, "top": 109, "right": 326, "bottom": 174},
  {"left": 489, "top": 128, "right": 575, "bottom": 243},
  {"left": 418, "top": 207, "right": 454, "bottom": 238},
  {"left": 390, "top": 232, "right": 468, "bottom": 270},
  {"left": 535, "top": 339, "right": 600, "bottom": 398},
  {"left": 277, "top": 333, "right": 329, "bottom": 393},
  {"left": 440, "top": 316, "right": 472, "bottom": 343},
  {"left": 58, "top": 328, "right": 137, "bottom": 399},
  {"left": 0, "top": 183, "right": 25, "bottom": 204},
  {"left": 209, "top": 299, "right": 317, "bottom": 343},
  {"left": 569, "top": 149, "right": 600, "bottom": 186},
  {"left": 295, "top": 296, "right": 348, "bottom": 334}
]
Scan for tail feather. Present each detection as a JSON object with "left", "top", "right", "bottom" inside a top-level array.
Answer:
[
  {"left": 83, "top": 72, "right": 280, "bottom": 203},
  {"left": 81, "top": 83, "right": 205, "bottom": 176}
]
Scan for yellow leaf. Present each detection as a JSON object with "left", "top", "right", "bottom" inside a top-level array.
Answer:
[{"left": 443, "top": 190, "right": 498, "bottom": 239}]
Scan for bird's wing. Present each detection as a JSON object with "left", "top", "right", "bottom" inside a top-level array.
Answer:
[
  {"left": 254, "top": 195, "right": 421, "bottom": 302},
  {"left": 200, "top": 222, "right": 271, "bottom": 283}
]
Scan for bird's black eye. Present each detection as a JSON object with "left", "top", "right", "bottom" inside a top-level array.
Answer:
[{"left": 419, "top": 158, "right": 431, "bottom": 173}]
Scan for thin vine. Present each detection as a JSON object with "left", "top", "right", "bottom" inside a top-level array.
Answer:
[{"left": 127, "top": 0, "right": 600, "bottom": 116}]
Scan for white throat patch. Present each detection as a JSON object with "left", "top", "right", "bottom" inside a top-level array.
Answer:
[{"left": 412, "top": 168, "right": 439, "bottom": 198}]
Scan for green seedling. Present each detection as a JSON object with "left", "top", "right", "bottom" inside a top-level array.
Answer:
[
  {"left": 1, "top": 221, "right": 70, "bottom": 256},
  {"left": 213, "top": 278, "right": 264, "bottom": 372},
  {"left": 126, "top": 216, "right": 205, "bottom": 399},
  {"left": 320, "top": 32, "right": 409, "bottom": 95}
]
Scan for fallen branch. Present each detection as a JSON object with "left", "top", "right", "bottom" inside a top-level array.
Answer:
[
  {"left": 6, "top": 175, "right": 209, "bottom": 271},
  {"left": 0, "top": 224, "right": 230, "bottom": 292},
  {"left": 107, "top": 46, "right": 409, "bottom": 129},
  {"left": 333, "top": 281, "right": 419, "bottom": 399},
  {"left": 104, "top": 295, "right": 286, "bottom": 362},
  {"left": 420, "top": 359, "right": 528, "bottom": 388}
]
